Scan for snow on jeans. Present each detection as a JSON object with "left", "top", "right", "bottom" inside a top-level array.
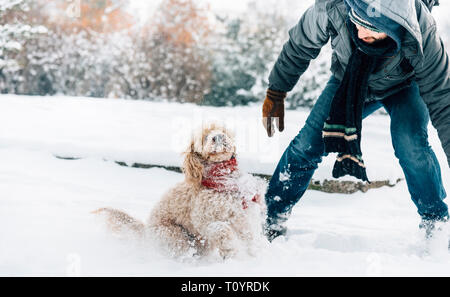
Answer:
[{"left": 265, "top": 75, "right": 448, "bottom": 225}]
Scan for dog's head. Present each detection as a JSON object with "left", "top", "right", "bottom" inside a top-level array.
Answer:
[{"left": 183, "top": 123, "right": 236, "bottom": 186}]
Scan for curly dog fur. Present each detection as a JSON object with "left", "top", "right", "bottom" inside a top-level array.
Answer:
[{"left": 94, "top": 123, "right": 266, "bottom": 259}]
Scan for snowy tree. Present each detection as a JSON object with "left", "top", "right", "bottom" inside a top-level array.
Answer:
[
  {"left": 131, "top": 0, "right": 212, "bottom": 103},
  {"left": 202, "top": 5, "right": 288, "bottom": 106},
  {"left": 286, "top": 45, "right": 331, "bottom": 110},
  {"left": 0, "top": 0, "right": 47, "bottom": 93},
  {"left": 15, "top": 0, "right": 134, "bottom": 97},
  {"left": 48, "top": 0, "right": 133, "bottom": 33}
]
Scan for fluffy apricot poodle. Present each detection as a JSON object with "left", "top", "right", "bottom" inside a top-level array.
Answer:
[{"left": 94, "top": 123, "right": 267, "bottom": 259}]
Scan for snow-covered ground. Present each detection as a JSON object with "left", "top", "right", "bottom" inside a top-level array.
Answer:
[{"left": 0, "top": 95, "right": 449, "bottom": 276}]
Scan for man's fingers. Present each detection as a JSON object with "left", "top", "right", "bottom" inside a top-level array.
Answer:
[
  {"left": 275, "top": 116, "right": 284, "bottom": 132},
  {"left": 268, "top": 117, "right": 274, "bottom": 137},
  {"left": 263, "top": 117, "right": 274, "bottom": 137}
]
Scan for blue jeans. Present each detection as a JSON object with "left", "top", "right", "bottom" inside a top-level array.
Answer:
[{"left": 265, "top": 76, "right": 448, "bottom": 224}]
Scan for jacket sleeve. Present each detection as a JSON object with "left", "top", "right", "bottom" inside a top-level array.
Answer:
[
  {"left": 268, "top": 2, "right": 330, "bottom": 92},
  {"left": 415, "top": 24, "right": 450, "bottom": 167}
]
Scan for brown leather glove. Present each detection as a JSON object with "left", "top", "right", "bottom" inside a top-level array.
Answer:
[{"left": 262, "top": 89, "right": 287, "bottom": 137}]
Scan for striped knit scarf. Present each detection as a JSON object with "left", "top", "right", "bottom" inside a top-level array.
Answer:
[{"left": 322, "top": 18, "right": 398, "bottom": 182}]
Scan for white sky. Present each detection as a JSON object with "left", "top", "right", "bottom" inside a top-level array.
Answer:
[
  {"left": 207, "top": 0, "right": 251, "bottom": 12},
  {"left": 127, "top": 0, "right": 252, "bottom": 21}
]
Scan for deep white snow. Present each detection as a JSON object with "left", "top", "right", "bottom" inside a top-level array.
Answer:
[{"left": 0, "top": 95, "right": 449, "bottom": 276}]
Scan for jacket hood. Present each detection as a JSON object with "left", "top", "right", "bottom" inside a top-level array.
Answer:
[
  {"left": 345, "top": 0, "right": 405, "bottom": 53},
  {"left": 351, "top": 0, "right": 424, "bottom": 56}
]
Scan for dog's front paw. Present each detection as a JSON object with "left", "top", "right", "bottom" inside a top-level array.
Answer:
[
  {"left": 205, "top": 221, "right": 238, "bottom": 259},
  {"left": 218, "top": 246, "right": 236, "bottom": 260}
]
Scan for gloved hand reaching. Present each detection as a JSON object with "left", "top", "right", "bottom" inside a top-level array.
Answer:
[{"left": 262, "top": 89, "right": 287, "bottom": 137}]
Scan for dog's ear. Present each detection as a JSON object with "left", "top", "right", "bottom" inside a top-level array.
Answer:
[{"left": 183, "top": 143, "right": 204, "bottom": 186}]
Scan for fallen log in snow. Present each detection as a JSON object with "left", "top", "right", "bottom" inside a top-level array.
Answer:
[{"left": 55, "top": 155, "right": 401, "bottom": 194}]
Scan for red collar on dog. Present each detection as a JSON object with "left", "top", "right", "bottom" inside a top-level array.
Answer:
[
  {"left": 201, "top": 157, "right": 261, "bottom": 210},
  {"left": 201, "top": 157, "right": 238, "bottom": 192}
]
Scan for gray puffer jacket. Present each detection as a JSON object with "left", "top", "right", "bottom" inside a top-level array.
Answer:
[{"left": 269, "top": 0, "right": 450, "bottom": 167}]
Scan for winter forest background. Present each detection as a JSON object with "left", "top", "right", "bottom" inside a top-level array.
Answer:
[{"left": 1, "top": 0, "right": 450, "bottom": 108}]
